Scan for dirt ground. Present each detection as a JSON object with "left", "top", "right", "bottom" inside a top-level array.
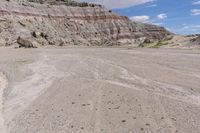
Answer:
[{"left": 0, "top": 47, "right": 200, "bottom": 133}]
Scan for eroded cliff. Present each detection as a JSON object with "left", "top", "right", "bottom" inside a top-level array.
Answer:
[{"left": 0, "top": 0, "right": 172, "bottom": 47}]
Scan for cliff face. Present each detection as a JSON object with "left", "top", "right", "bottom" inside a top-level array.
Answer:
[
  {"left": 0, "top": 1, "right": 172, "bottom": 47},
  {"left": 190, "top": 36, "right": 200, "bottom": 45}
]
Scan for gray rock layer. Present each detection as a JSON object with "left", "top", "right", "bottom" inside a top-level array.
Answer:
[{"left": 0, "top": 1, "right": 172, "bottom": 47}]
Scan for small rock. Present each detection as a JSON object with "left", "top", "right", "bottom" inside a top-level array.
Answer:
[
  {"left": 121, "top": 120, "right": 126, "bottom": 123},
  {"left": 146, "top": 123, "right": 150, "bottom": 126},
  {"left": 133, "top": 117, "right": 137, "bottom": 119},
  {"left": 32, "top": 31, "right": 41, "bottom": 38},
  {"left": 59, "top": 38, "right": 65, "bottom": 46}
]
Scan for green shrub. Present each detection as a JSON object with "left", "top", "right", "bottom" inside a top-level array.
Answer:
[{"left": 150, "top": 41, "right": 168, "bottom": 48}]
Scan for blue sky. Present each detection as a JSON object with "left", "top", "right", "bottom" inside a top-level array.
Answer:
[
  {"left": 79, "top": 0, "right": 200, "bottom": 35},
  {"left": 112, "top": 0, "right": 200, "bottom": 35}
]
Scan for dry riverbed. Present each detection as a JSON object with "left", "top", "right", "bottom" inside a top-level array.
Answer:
[{"left": 0, "top": 47, "right": 200, "bottom": 133}]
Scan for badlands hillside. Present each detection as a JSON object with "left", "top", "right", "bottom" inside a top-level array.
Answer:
[{"left": 0, "top": 0, "right": 172, "bottom": 48}]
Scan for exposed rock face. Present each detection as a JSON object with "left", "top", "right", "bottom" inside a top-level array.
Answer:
[
  {"left": 0, "top": 0, "right": 172, "bottom": 47},
  {"left": 191, "top": 36, "right": 200, "bottom": 45}
]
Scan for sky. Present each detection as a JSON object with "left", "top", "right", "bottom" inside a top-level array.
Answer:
[{"left": 78, "top": 0, "right": 200, "bottom": 35}]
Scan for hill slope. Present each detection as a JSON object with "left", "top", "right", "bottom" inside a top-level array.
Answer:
[{"left": 0, "top": 0, "right": 172, "bottom": 47}]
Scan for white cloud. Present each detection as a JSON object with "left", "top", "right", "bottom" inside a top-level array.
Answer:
[
  {"left": 183, "top": 25, "right": 200, "bottom": 29},
  {"left": 146, "top": 4, "right": 157, "bottom": 8},
  {"left": 191, "top": 9, "right": 200, "bottom": 15},
  {"left": 153, "top": 22, "right": 163, "bottom": 26},
  {"left": 157, "top": 13, "right": 167, "bottom": 19},
  {"left": 77, "top": 0, "right": 155, "bottom": 9},
  {"left": 166, "top": 28, "right": 172, "bottom": 31},
  {"left": 193, "top": 1, "right": 200, "bottom": 5},
  {"left": 130, "top": 15, "right": 150, "bottom": 22},
  {"left": 181, "top": 24, "right": 200, "bottom": 33}
]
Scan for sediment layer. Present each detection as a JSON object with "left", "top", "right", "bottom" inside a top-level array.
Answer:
[{"left": 0, "top": 1, "right": 172, "bottom": 47}]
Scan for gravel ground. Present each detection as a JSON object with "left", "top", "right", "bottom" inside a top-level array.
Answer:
[{"left": 0, "top": 47, "right": 200, "bottom": 133}]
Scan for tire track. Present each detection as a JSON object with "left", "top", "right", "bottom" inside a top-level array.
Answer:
[{"left": 77, "top": 55, "right": 200, "bottom": 106}]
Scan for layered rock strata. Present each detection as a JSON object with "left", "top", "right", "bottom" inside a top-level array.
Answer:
[
  {"left": 191, "top": 36, "right": 200, "bottom": 45},
  {"left": 0, "top": 1, "right": 172, "bottom": 47}
]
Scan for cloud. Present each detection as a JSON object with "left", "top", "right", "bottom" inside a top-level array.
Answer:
[
  {"left": 193, "top": 1, "right": 200, "bottom": 5},
  {"left": 146, "top": 4, "right": 157, "bottom": 8},
  {"left": 166, "top": 28, "right": 172, "bottom": 31},
  {"left": 181, "top": 24, "right": 200, "bottom": 33},
  {"left": 157, "top": 13, "right": 167, "bottom": 19},
  {"left": 183, "top": 24, "right": 200, "bottom": 29},
  {"left": 152, "top": 22, "right": 163, "bottom": 26},
  {"left": 130, "top": 15, "right": 150, "bottom": 22},
  {"left": 77, "top": 0, "right": 155, "bottom": 9},
  {"left": 130, "top": 16, "right": 165, "bottom": 25},
  {"left": 191, "top": 9, "right": 200, "bottom": 15}
]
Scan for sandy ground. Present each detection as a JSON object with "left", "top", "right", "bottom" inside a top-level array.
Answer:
[
  {"left": 0, "top": 47, "right": 200, "bottom": 133},
  {"left": 0, "top": 72, "right": 7, "bottom": 133}
]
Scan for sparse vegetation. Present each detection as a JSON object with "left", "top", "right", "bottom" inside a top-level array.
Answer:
[
  {"left": 165, "top": 35, "right": 174, "bottom": 41},
  {"left": 150, "top": 41, "right": 168, "bottom": 48},
  {"left": 138, "top": 43, "right": 148, "bottom": 48}
]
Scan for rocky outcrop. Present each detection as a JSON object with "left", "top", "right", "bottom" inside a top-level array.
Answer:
[
  {"left": 0, "top": 1, "right": 172, "bottom": 47},
  {"left": 191, "top": 36, "right": 200, "bottom": 45}
]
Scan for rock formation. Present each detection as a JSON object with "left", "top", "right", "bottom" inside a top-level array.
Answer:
[
  {"left": 0, "top": 0, "right": 172, "bottom": 47},
  {"left": 190, "top": 35, "right": 200, "bottom": 45}
]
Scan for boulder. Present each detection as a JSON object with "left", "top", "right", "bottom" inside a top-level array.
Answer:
[{"left": 17, "top": 36, "right": 38, "bottom": 48}]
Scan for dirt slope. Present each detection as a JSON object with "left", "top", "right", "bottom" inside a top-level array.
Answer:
[{"left": 0, "top": 0, "right": 171, "bottom": 47}]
